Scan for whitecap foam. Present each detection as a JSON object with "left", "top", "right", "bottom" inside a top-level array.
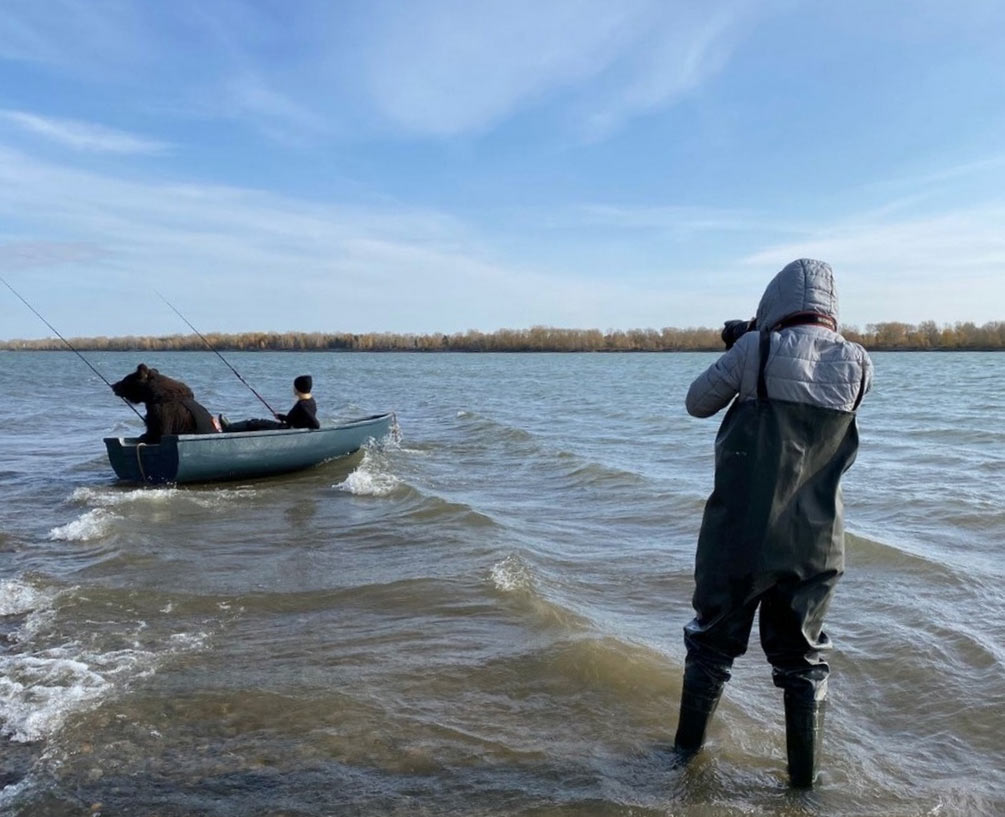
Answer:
[
  {"left": 48, "top": 509, "right": 112, "bottom": 542},
  {"left": 337, "top": 467, "right": 400, "bottom": 497},
  {"left": 70, "top": 485, "right": 255, "bottom": 510},
  {"left": 179, "top": 487, "right": 258, "bottom": 509},
  {"left": 335, "top": 446, "right": 400, "bottom": 497},
  {"left": 0, "top": 777, "right": 30, "bottom": 810},
  {"left": 70, "top": 486, "right": 176, "bottom": 507},
  {"left": 0, "top": 650, "right": 113, "bottom": 742},
  {"left": 0, "top": 632, "right": 210, "bottom": 744},
  {"left": 490, "top": 554, "right": 535, "bottom": 593},
  {"left": 0, "top": 579, "right": 52, "bottom": 617},
  {"left": 168, "top": 631, "right": 209, "bottom": 649}
]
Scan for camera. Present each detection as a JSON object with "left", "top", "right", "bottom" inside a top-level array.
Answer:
[{"left": 721, "top": 318, "right": 756, "bottom": 350}]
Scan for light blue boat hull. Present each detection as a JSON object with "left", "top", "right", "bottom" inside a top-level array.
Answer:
[{"left": 104, "top": 412, "right": 394, "bottom": 485}]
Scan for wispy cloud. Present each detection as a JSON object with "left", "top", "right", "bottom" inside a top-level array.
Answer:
[
  {"left": 740, "top": 206, "right": 1005, "bottom": 324},
  {"left": 576, "top": 3, "right": 750, "bottom": 140},
  {"left": 0, "top": 144, "right": 694, "bottom": 337},
  {"left": 866, "top": 155, "right": 1005, "bottom": 194},
  {"left": 0, "top": 240, "right": 101, "bottom": 268},
  {"left": 354, "top": 0, "right": 750, "bottom": 138},
  {"left": 574, "top": 203, "right": 803, "bottom": 237},
  {"left": 742, "top": 208, "right": 1005, "bottom": 274},
  {"left": 3, "top": 138, "right": 1001, "bottom": 338},
  {"left": 0, "top": 1, "right": 753, "bottom": 143},
  {"left": 1, "top": 110, "right": 169, "bottom": 154}
]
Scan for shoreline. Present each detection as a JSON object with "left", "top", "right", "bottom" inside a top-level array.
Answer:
[{"left": 3, "top": 345, "right": 1004, "bottom": 354}]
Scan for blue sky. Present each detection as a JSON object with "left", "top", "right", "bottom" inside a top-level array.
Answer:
[{"left": 1, "top": 0, "right": 1003, "bottom": 339}]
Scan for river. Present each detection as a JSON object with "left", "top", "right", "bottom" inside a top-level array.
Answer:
[{"left": 1, "top": 351, "right": 1002, "bottom": 816}]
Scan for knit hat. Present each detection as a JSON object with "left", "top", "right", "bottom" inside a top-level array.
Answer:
[{"left": 294, "top": 375, "right": 312, "bottom": 394}]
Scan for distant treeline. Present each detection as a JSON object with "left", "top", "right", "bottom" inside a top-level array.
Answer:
[{"left": 2, "top": 321, "right": 1003, "bottom": 352}]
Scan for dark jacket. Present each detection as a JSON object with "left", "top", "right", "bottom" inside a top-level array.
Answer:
[{"left": 278, "top": 397, "right": 320, "bottom": 430}]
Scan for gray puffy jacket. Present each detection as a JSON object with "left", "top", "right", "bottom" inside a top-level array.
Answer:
[{"left": 686, "top": 259, "right": 873, "bottom": 418}]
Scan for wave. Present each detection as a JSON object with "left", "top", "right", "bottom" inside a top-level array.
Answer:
[
  {"left": 488, "top": 553, "right": 592, "bottom": 633},
  {"left": 70, "top": 485, "right": 257, "bottom": 509},
  {"left": 490, "top": 553, "right": 536, "bottom": 593},
  {"left": 46, "top": 484, "right": 261, "bottom": 542},
  {"left": 0, "top": 636, "right": 206, "bottom": 744},
  {"left": 0, "top": 579, "right": 56, "bottom": 618},
  {"left": 454, "top": 410, "right": 654, "bottom": 499},
  {"left": 549, "top": 458, "right": 648, "bottom": 492},
  {"left": 846, "top": 530, "right": 973, "bottom": 581},
  {"left": 48, "top": 508, "right": 114, "bottom": 542},
  {"left": 334, "top": 442, "right": 402, "bottom": 497},
  {"left": 527, "top": 634, "right": 678, "bottom": 697},
  {"left": 454, "top": 409, "right": 537, "bottom": 444},
  {"left": 330, "top": 438, "right": 504, "bottom": 533},
  {"left": 407, "top": 495, "right": 499, "bottom": 529},
  {"left": 0, "top": 579, "right": 209, "bottom": 745}
]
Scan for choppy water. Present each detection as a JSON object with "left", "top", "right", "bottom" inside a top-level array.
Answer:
[{"left": 1, "top": 350, "right": 1003, "bottom": 816}]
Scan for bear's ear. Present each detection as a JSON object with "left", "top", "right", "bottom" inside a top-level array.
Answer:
[{"left": 136, "top": 363, "right": 149, "bottom": 375}]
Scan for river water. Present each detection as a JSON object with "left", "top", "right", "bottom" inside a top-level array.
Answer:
[{"left": 0, "top": 351, "right": 1002, "bottom": 816}]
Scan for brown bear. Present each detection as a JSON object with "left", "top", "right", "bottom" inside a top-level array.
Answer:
[{"left": 111, "top": 363, "right": 218, "bottom": 443}]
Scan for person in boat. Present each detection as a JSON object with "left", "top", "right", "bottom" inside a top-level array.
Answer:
[
  {"left": 275, "top": 375, "right": 321, "bottom": 429},
  {"left": 672, "top": 258, "right": 872, "bottom": 787},
  {"left": 219, "top": 375, "right": 321, "bottom": 432}
]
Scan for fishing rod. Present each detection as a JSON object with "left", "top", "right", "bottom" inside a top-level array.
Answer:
[
  {"left": 0, "top": 275, "right": 145, "bottom": 420},
  {"left": 154, "top": 290, "right": 278, "bottom": 417}
]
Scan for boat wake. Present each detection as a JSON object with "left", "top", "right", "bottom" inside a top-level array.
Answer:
[
  {"left": 48, "top": 485, "right": 258, "bottom": 542},
  {"left": 334, "top": 440, "right": 401, "bottom": 497},
  {"left": 48, "top": 508, "right": 114, "bottom": 542}
]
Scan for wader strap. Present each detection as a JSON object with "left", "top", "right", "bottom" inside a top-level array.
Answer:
[
  {"left": 852, "top": 365, "right": 867, "bottom": 411},
  {"left": 757, "top": 330, "right": 771, "bottom": 401}
]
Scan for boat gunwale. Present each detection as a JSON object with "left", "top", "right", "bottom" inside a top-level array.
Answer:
[{"left": 103, "top": 411, "right": 394, "bottom": 449}]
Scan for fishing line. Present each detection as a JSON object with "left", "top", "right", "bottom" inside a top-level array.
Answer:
[
  {"left": 154, "top": 289, "right": 278, "bottom": 416},
  {"left": 1, "top": 275, "right": 145, "bottom": 420}
]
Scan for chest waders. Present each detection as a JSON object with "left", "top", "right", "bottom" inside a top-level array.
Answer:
[{"left": 673, "top": 331, "right": 863, "bottom": 787}]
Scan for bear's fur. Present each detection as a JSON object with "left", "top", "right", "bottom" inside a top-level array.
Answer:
[{"left": 112, "top": 363, "right": 218, "bottom": 443}]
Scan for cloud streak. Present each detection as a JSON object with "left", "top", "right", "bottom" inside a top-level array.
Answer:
[
  {"left": 740, "top": 207, "right": 1005, "bottom": 324},
  {"left": 0, "top": 143, "right": 694, "bottom": 338},
  {"left": 357, "top": 0, "right": 751, "bottom": 138},
  {"left": 1, "top": 138, "right": 1002, "bottom": 339},
  {"left": 1, "top": 110, "right": 169, "bottom": 154},
  {"left": 1, "top": 2, "right": 753, "bottom": 142}
]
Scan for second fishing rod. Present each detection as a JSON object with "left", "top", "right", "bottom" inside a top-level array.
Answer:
[{"left": 154, "top": 290, "right": 279, "bottom": 418}]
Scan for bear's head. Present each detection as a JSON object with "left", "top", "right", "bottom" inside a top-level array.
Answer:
[
  {"left": 112, "top": 364, "right": 195, "bottom": 404},
  {"left": 112, "top": 363, "right": 157, "bottom": 404}
]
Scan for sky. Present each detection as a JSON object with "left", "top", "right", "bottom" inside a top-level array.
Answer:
[{"left": 1, "top": 0, "right": 1004, "bottom": 340}]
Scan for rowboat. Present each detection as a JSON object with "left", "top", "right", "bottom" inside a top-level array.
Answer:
[{"left": 104, "top": 412, "right": 395, "bottom": 485}]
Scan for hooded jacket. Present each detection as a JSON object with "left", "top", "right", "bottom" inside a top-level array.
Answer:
[{"left": 686, "top": 259, "right": 872, "bottom": 417}]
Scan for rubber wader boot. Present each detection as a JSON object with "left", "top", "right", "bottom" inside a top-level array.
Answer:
[
  {"left": 784, "top": 692, "right": 826, "bottom": 787},
  {"left": 672, "top": 682, "right": 724, "bottom": 762}
]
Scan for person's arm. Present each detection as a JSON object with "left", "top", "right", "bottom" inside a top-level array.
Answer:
[
  {"left": 684, "top": 338, "right": 748, "bottom": 418},
  {"left": 853, "top": 345, "right": 874, "bottom": 407},
  {"left": 302, "top": 399, "right": 321, "bottom": 429}
]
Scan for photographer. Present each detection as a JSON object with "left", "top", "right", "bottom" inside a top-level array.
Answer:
[{"left": 673, "top": 259, "right": 873, "bottom": 787}]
